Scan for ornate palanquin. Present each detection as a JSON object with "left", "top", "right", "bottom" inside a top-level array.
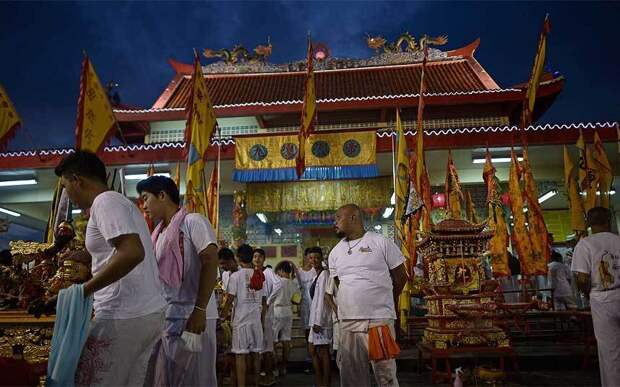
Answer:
[
  {"left": 0, "top": 311, "right": 54, "bottom": 363},
  {"left": 418, "top": 219, "right": 509, "bottom": 349}
]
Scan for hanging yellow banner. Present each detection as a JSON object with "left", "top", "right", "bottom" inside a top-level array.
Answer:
[{"left": 234, "top": 130, "right": 377, "bottom": 181}]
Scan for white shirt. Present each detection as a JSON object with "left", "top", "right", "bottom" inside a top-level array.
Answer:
[
  {"left": 227, "top": 268, "right": 265, "bottom": 326},
  {"left": 154, "top": 213, "right": 218, "bottom": 320},
  {"left": 222, "top": 270, "right": 233, "bottom": 292},
  {"left": 273, "top": 277, "right": 301, "bottom": 318},
  {"left": 263, "top": 267, "right": 282, "bottom": 319},
  {"left": 309, "top": 270, "right": 332, "bottom": 328},
  {"left": 547, "top": 261, "right": 573, "bottom": 298},
  {"left": 297, "top": 267, "right": 316, "bottom": 307},
  {"left": 572, "top": 232, "right": 620, "bottom": 294},
  {"left": 328, "top": 231, "right": 405, "bottom": 320},
  {"left": 325, "top": 276, "right": 339, "bottom": 321},
  {"left": 85, "top": 191, "right": 166, "bottom": 319}
]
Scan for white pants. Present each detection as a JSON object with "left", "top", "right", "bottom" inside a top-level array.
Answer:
[
  {"left": 146, "top": 317, "right": 217, "bottom": 387},
  {"left": 590, "top": 288, "right": 620, "bottom": 387},
  {"left": 308, "top": 327, "right": 333, "bottom": 346},
  {"left": 273, "top": 316, "right": 293, "bottom": 342},
  {"left": 76, "top": 309, "right": 164, "bottom": 387},
  {"left": 232, "top": 321, "right": 263, "bottom": 354},
  {"left": 337, "top": 319, "right": 399, "bottom": 387},
  {"left": 261, "top": 317, "right": 274, "bottom": 353},
  {"left": 332, "top": 320, "right": 340, "bottom": 351}
]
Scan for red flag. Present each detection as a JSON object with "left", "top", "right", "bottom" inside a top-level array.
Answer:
[
  {"left": 206, "top": 161, "right": 219, "bottom": 233},
  {"left": 295, "top": 36, "right": 317, "bottom": 178}
]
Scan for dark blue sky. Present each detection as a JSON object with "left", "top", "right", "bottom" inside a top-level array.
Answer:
[{"left": 1, "top": 1, "right": 619, "bottom": 151}]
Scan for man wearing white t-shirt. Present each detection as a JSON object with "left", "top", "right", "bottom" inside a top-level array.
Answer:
[
  {"left": 571, "top": 207, "right": 620, "bottom": 387},
  {"left": 328, "top": 204, "right": 407, "bottom": 387},
  {"left": 222, "top": 244, "right": 267, "bottom": 387},
  {"left": 137, "top": 176, "right": 219, "bottom": 386},
  {"left": 253, "top": 248, "right": 281, "bottom": 385},
  {"left": 55, "top": 151, "right": 166, "bottom": 386}
]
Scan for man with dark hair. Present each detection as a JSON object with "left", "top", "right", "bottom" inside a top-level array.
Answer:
[
  {"left": 219, "top": 247, "right": 238, "bottom": 290},
  {"left": 329, "top": 203, "right": 407, "bottom": 387},
  {"left": 307, "top": 247, "right": 332, "bottom": 387},
  {"left": 296, "top": 247, "right": 317, "bottom": 372},
  {"left": 572, "top": 207, "right": 620, "bottom": 386},
  {"left": 253, "top": 248, "right": 281, "bottom": 385},
  {"left": 222, "top": 244, "right": 267, "bottom": 387},
  {"left": 138, "top": 175, "right": 219, "bottom": 386},
  {"left": 55, "top": 150, "right": 166, "bottom": 385}
]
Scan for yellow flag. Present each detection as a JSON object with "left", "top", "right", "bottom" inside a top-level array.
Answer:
[
  {"left": 593, "top": 132, "right": 613, "bottom": 208},
  {"left": 522, "top": 149, "right": 549, "bottom": 275},
  {"left": 465, "top": 191, "right": 478, "bottom": 224},
  {"left": 295, "top": 37, "right": 316, "bottom": 179},
  {"left": 0, "top": 84, "right": 21, "bottom": 149},
  {"left": 184, "top": 54, "right": 217, "bottom": 216},
  {"left": 483, "top": 152, "right": 510, "bottom": 276},
  {"left": 445, "top": 151, "right": 463, "bottom": 219},
  {"left": 75, "top": 56, "right": 118, "bottom": 153},
  {"left": 563, "top": 145, "right": 586, "bottom": 233},
  {"left": 206, "top": 161, "right": 219, "bottom": 234},
  {"left": 395, "top": 109, "right": 413, "bottom": 262},
  {"left": 522, "top": 15, "right": 551, "bottom": 128},
  {"left": 508, "top": 151, "right": 533, "bottom": 275}
]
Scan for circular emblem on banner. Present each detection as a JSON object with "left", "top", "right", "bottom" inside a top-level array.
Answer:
[
  {"left": 343, "top": 139, "right": 361, "bottom": 158},
  {"left": 311, "top": 141, "right": 331, "bottom": 158},
  {"left": 280, "top": 142, "right": 298, "bottom": 160},
  {"left": 249, "top": 144, "right": 268, "bottom": 161}
]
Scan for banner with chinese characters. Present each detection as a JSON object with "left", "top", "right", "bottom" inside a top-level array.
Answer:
[
  {"left": 247, "top": 176, "right": 391, "bottom": 213},
  {"left": 234, "top": 130, "right": 378, "bottom": 182}
]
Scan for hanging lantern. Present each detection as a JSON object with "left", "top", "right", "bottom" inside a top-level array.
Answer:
[
  {"left": 501, "top": 192, "right": 511, "bottom": 207},
  {"left": 432, "top": 192, "right": 447, "bottom": 208}
]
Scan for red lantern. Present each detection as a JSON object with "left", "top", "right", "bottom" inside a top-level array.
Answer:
[
  {"left": 501, "top": 192, "right": 511, "bottom": 207},
  {"left": 432, "top": 192, "right": 446, "bottom": 208}
]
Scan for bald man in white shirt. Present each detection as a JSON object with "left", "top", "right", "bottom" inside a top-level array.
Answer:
[{"left": 328, "top": 204, "right": 407, "bottom": 387}]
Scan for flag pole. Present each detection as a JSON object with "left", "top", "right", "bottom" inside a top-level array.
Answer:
[
  {"left": 215, "top": 129, "right": 222, "bottom": 239},
  {"left": 391, "top": 109, "right": 398, "bottom": 242}
]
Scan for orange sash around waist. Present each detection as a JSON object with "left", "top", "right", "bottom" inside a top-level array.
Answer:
[{"left": 368, "top": 325, "right": 400, "bottom": 361}]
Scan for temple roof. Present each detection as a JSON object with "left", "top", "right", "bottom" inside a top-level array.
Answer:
[{"left": 153, "top": 39, "right": 505, "bottom": 110}]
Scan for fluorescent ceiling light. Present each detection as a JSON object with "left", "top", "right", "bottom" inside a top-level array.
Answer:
[
  {"left": 0, "top": 207, "right": 20, "bottom": 217},
  {"left": 274, "top": 228, "right": 283, "bottom": 235},
  {"left": 382, "top": 207, "right": 394, "bottom": 219},
  {"left": 256, "top": 213, "right": 268, "bottom": 223},
  {"left": 72, "top": 209, "right": 82, "bottom": 214},
  {"left": 595, "top": 190, "right": 616, "bottom": 196},
  {"left": 0, "top": 179, "right": 37, "bottom": 187},
  {"left": 124, "top": 173, "right": 170, "bottom": 181},
  {"left": 538, "top": 190, "right": 557, "bottom": 204},
  {"left": 472, "top": 157, "right": 523, "bottom": 164},
  {"left": 374, "top": 225, "right": 382, "bottom": 231},
  {"left": 390, "top": 192, "right": 395, "bottom": 206}
]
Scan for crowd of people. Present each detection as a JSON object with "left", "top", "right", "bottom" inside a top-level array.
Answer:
[
  {"left": 18, "top": 149, "right": 620, "bottom": 387},
  {"left": 48, "top": 150, "right": 407, "bottom": 387}
]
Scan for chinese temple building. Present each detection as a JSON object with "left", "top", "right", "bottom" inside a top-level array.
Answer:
[{"left": 0, "top": 34, "right": 618, "bottom": 262}]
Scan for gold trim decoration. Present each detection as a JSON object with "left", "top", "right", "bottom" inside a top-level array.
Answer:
[{"left": 247, "top": 176, "right": 392, "bottom": 213}]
